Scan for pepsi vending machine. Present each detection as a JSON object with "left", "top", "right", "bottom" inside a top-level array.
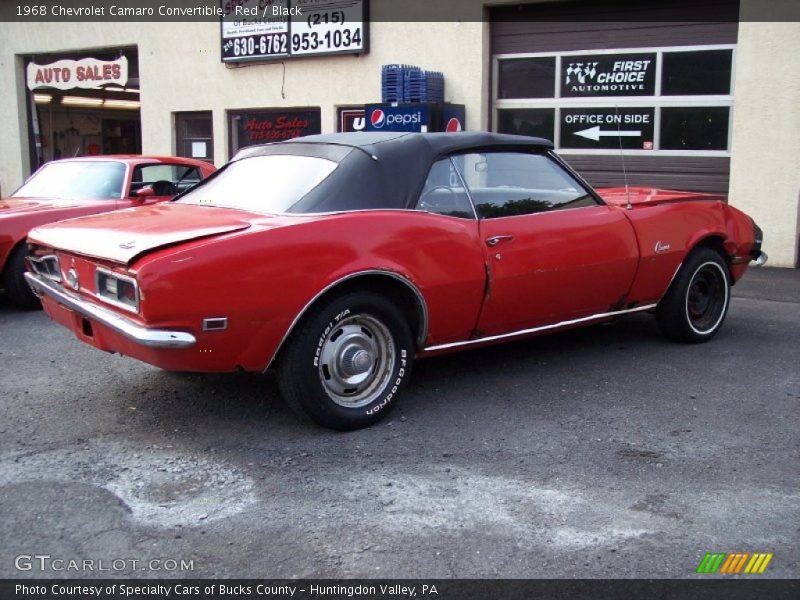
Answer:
[{"left": 365, "top": 103, "right": 465, "bottom": 133}]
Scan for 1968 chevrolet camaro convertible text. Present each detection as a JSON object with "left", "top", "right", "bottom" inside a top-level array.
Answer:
[{"left": 25, "top": 132, "right": 766, "bottom": 429}]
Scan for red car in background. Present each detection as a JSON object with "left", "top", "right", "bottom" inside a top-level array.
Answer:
[
  {"left": 1, "top": 156, "right": 215, "bottom": 308},
  {"left": 25, "top": 133, "right": 766, "bottom": 430}
]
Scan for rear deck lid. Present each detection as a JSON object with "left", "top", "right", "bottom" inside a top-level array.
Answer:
[{"left": 28, "top": 203, "right": 253, "bottom": 264}]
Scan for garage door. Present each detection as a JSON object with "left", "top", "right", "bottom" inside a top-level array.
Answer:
[{"left": 490, "top": 0, "right": 739, "bottom": 193}]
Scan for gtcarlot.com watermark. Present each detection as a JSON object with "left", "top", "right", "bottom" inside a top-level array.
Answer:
[{"left": 15, "top": 554, "right": 194, "bottom": 573}]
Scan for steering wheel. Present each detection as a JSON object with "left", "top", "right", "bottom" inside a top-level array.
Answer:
[
  {"left": 418, "top": 185, "right": 457, "bottom": 211},
  {"left": 151, "top": 180, "right": 177, "bottom": 196}
]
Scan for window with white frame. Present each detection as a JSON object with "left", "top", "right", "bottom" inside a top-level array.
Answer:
[{"left": 493, "top": 45, "right": 735, "bottom": 156}]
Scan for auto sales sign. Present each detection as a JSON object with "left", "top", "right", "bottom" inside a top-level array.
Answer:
[{"left": 27, "top": 57, "right": 128, "bottom": 91}]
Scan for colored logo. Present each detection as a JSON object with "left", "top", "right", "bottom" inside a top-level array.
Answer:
[
  {"left": 446, "top": 117, "right": 463, "bottom": 133},
  {"left": 370, "top": 109, "right": 386, "bottom": 129},
  {"left": 696, "top": 552, "right": 773, "bottom": 575}
]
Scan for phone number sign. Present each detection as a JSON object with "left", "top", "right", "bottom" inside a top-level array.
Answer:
[{"left": 221, "top": 0, "right": 368, "bottom": 62}]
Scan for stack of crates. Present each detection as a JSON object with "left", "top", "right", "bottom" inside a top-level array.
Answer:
[
  {"left": 405, "top": 69, "right": 444, "bottom": 103},
  {"left": 381, "top": 64, "right": 445, "bottom": 103},
  {"left": 381, "top": 64, "right": 415, "bottom": 103}
]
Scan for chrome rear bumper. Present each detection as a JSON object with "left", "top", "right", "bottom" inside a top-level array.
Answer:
[{"left": 25, "top": 272, "right": 196, "bottom": 349}]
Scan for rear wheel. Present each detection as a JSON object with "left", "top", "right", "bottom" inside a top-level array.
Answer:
[
  {"left": 2, "top": 243, "right": 40, "bottom": 310},
  {"left": 277, "top": 291, "right": 414, "bottom": 430},
  {"left": 655, "top": 247, "right": 730, "bottom": 343}
]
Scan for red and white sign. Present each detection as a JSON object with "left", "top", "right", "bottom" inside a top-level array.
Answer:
[
  {"left": 26, "top": 57, "right": 128, "bottom": 91},
  {"left": 338, "top": 108, "right": 366, "bottom": 133},
  {"left": 445, "top": 117, "right": 463, "bottom": 133}
]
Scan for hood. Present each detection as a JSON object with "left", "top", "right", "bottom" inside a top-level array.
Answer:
[
  {"left": 0, "top": 196, "right": 112, "bottom": 215},
  {"left": 598, "top": 187, "right": 727, "bottom": 207},
  {"left": 28, "top": 203, "right": 253, "bottom": 264}
]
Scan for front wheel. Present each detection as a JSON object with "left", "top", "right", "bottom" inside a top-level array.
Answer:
[
  {"left": 655, "top": 247, "right": 731, "bottom": 343},
  {"left": 2, "top": 244, "right": 41, "bottom": 310},
  {"left": 277, "top": 292, "right": 415, "bottom": 430}
]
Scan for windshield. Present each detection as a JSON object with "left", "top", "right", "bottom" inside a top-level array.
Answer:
[
  {"left": 175, "top": 155, "right": 338, "bottom": 214},
  {"left": 13, "top": 161, "right": 126, "bottom": 200}
]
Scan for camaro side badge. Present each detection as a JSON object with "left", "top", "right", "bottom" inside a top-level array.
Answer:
[
  {"left": 655, "top": 241, "right": 671, "bottom": 254},
  {"left": 119, "top": 240, "right": 137, "bottom": 250}
]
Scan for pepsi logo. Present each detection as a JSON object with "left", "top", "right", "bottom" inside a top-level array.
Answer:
[
  {"left": 370, "top": 109, "right": 386, "bottom": 129},
  {"left": 446, "top": 118, "right": 463, "bottom": 133}
]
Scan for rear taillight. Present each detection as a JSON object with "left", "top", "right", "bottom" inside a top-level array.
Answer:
[
  {"left": 28, "top": 254, "right": 62, "bottom": 282},
  {"left": 95, "top": 267, "right": 140, "bottom": 313}
]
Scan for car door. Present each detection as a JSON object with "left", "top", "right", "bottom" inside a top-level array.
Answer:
[{"left": 455, "top": 151, "right": 639, "bottom": 336}]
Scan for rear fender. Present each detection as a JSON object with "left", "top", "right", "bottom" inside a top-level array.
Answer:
[{"left": 670, "top": 204, "right": 755, "bottom": 285}]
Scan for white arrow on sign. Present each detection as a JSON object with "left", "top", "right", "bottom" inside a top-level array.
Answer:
[{"left": 574, "top": 125, "right": 641, "bottom": 142}]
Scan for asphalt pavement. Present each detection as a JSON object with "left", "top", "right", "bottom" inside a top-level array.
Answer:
[{"left": 0, "top": 267, "right": 798, "bottom": 579}]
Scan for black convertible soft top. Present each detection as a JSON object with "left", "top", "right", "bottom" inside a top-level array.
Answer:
[
  {"left": 230, "top": 132, "right": 554, "bottom": 213},
  {"left": 285, "top": 131, "right": 553, "bottom": 155}
]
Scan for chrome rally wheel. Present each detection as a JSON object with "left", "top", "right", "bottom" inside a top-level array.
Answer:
[
  {"left": 278, "top": 291, "right": 414, "bottom": 430},
  {"left": 317, "top": 314, "right": 396, "bottom": 408}
]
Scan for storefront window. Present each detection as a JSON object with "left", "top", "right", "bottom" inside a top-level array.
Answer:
[
  {"left": 498, "top": 58, "right": 556, "bottom": 99},
  {"left": 175, "top": 111, "right": 213, "bottom": 163},
  {"left": 662, "top": 50, "right": 733, "bottom": 96},
  {"left": 497, "top": 108, "right": 555, "bottom": 139},
  {"left": 560, "top": 53, "right": 656, "bottom": 98},
  {"left": 494, "top": 45, "right": 735, "bottom": 155},
  {"left": 660, "top": 107, "right": 730, "bottom": 151},
  {"left": 228, "top": 108, "right": 321, "bottom": 158}
]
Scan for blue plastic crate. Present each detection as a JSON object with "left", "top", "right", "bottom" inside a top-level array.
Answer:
[
  {"left": 381, "top": 65, "right": 445, "bottom": 103},
  {"left": 382, "top": 64, "right": 422, "bottom": 103},
  {"left": 404, "top": 70, "right": 445, "bottom": 102}
]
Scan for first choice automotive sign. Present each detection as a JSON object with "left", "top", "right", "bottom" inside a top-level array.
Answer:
[
  {"left": 561, "top": 53, "right": 656, "bottom": 98},
  {"left": 221, "top": 0, "right": 368, "bottom": 63}
]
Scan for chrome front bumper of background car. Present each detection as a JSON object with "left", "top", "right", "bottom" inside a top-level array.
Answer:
[
  {"left": 750, "top": 222, "right": 768, "bottom": 266},
  {"left": 25, "top": 272, "right": 196, "bottom": 349},
  {"left": 751, "top": 251, "right": 769, "bottom": 267}
]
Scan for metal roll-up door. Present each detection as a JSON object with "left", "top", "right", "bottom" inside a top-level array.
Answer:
[{"left": 490, "top": 0, "right": 739, "bottom": 194}]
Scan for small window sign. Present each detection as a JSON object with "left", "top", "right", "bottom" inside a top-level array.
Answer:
[
  {"left": 191, "top": 142, "right": 208, "bottom": 158},
  {"left": 560, "top": 107, "right": 655, "bottom": 150}
]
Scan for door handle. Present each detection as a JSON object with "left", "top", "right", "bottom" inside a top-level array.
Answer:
[{"left": 485, "top": 235, "right": 514, "bottom": 247}]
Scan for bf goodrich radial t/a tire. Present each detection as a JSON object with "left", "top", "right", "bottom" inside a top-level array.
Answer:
[
  {"left": 656, "top": 247, "right": 731, "bottom": 343},
  {"left": 2, "top": 243, "right": 41, "bottom": 310},
  {"left": 277, "top": 291, "right": 415, "bottom": 430}
]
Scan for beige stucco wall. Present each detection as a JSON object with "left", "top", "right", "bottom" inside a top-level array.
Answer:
[
  {"left": 0, "top": 20, "right": 487, "bottom": 192},
  {"left": 1, "top": 10, "right": 798, "bottom": 267},
  {"left": 728, "top": 20, "right": 800, "bottom": 267}
]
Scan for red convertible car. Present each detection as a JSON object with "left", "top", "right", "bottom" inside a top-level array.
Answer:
[
  {"left": 25, "top": 133, "right": 765, "bottom": 430},
  {"left": 1, "top": 155, "right": 215, "bottom": 308}
]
